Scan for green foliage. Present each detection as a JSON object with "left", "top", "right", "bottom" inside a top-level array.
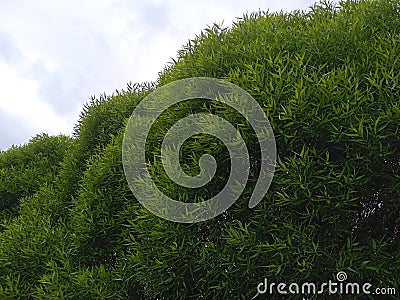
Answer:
[
  {"left": 0, "top": 134, "right": 72, "bottom": 224},
  {"left": 0, "top": 0, "right": 399, "bottom": 299},
  {"left": 131, "top": 0, "right": 400, "bottom": 298},
  {"left": 69, "top": 133, "right": 131, "bottom": 267},
  {"left": 0, "top": 84, "right": 152, "bottom": 298},
  {"left": 57, "top": 83, "right": 154, "bottom": 209},
  {"left": 0, "top": 184, "right": 66, "bottom": 298}
]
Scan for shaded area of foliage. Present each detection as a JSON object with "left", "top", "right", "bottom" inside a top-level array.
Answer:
[{"left": 0, "top": 0, "right": 399, "bottom": 299}]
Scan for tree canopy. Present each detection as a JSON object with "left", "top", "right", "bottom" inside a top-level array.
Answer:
[{"left": 0, "top": 0, "right": 399, "bottom": 299}]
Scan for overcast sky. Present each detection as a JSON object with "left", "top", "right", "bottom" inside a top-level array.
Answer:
[{"left": 0, "top": 0, "right": 317, "bottom": 151}]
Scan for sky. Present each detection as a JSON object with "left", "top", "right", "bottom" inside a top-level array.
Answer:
[{"left": 0, "top": 0, "right": 317, "bottom": 151}]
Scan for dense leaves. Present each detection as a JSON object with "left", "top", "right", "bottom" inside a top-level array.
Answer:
[
  {"left": 0, "top": 134, "right": 72, "bottom": 224},
  {"left": 0, "top": 0, "right": 399, "bottom": 299}
]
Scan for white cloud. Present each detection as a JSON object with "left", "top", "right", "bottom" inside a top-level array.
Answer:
[
  {"left": 0, "top": 60, "right": 72, "bottom": 147},
  {"left": 0, "top": 0, "right": 316, "bottom": 150}
]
